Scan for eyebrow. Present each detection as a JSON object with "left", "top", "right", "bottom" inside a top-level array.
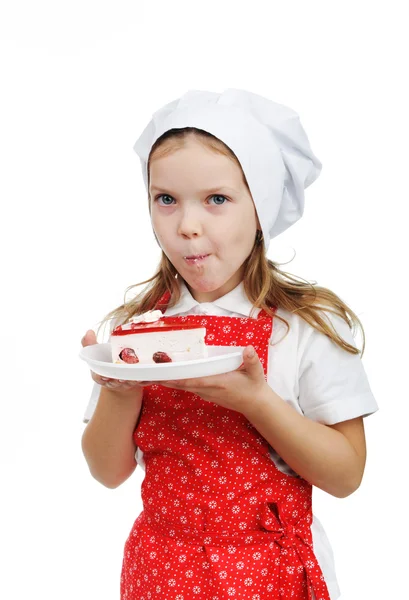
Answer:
[{"left": 150, "top": 185, "right": 238, "bottom": 195}]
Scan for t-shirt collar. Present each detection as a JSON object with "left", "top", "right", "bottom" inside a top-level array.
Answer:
[{"left": 163, "top": 279, "right": 254, "bottom": 317}]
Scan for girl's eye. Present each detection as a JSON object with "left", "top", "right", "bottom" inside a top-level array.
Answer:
[
  {"left": 155, "top": 194, "right": 174, "bottom": 206},
  {"left": 155, "top": 194, "right": 228, "bottom": 206},
  {"left": 210, "top": 195, "right": 228, "bottom": 205}
]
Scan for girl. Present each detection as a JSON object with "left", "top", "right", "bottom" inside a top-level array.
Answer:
[{"left": 81, "top": 88, "right": 379, "bottom": 600}]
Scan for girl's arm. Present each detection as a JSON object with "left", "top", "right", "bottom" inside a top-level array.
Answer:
[
  {"left": 81, "top": 386, "right": 143, "bottom": 488},
  {"left": 243, "top": 387, "right": 366, "bottom": 498}
]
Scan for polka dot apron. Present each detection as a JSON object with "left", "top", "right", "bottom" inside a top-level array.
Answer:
[{"left": 120, "top": 290, "right": 331, "bottom": 600}]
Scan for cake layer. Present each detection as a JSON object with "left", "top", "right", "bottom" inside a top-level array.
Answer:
[
  {"left": 110, "top": 327, "right": 207, "bottom": 364},
  {"left": 109, "top": 309, "right": 207, "bottom": 364}
]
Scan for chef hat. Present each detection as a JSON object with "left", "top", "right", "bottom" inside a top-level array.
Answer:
[{"left": 133, "top": 88, "right": 322, "bottom": 251}]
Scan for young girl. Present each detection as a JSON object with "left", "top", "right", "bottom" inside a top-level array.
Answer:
[{"left": 81, "top": 88, "right": 379, "bottom": 600}]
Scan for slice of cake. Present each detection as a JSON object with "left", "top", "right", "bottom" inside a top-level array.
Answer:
[{"left": 110, "top": 309, "right": 208, "bottom": 364}]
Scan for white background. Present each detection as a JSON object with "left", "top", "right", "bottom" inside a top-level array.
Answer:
[{"left": 1, "top": 1, "right": 407, "bottom": 598}]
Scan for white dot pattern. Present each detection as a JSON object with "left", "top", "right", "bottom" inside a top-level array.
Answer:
[{"left": 120, "top": 291, "right": 331, "bottom": 600}]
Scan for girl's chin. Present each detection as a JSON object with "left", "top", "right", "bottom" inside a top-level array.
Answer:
[{"left": 183, "top": 275, "right": 221, "bottom": 292}]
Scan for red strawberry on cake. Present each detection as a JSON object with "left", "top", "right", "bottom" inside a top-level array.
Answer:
[{"left": 110, "top": 309, "right": 207, "bottom": 364}]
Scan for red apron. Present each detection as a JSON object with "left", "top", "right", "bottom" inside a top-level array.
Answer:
[{"left": 120, "top": 290, "right": 331, "bottom": 600}]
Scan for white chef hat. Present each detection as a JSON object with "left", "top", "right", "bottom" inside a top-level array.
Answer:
[{"left": 133, "top": 88, "right": 322, "bottom": 251}]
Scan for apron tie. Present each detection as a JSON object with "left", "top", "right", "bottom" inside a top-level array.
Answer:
[{"left": 260, "top": 502, "right": 331, "bottom": 600}]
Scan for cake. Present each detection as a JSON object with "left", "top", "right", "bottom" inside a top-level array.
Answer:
[{"left": 110, "top": 309, "right": 208, "bottom": 364}]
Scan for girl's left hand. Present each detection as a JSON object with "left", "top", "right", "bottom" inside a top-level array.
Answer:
[{"left": 145, "top": 346, "right": 269, "bottom": 414}]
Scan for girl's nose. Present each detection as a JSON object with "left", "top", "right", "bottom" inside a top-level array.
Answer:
[
  {"left": 178, "top": 221, "right": 203, "bottom": 238},
  {"left": 177, "top": 206, "right": 205, "bottom": 237}
]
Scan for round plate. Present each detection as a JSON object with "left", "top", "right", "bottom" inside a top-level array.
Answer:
[{"left": 79, "top": 343, "right": 246, "bottom": 381}]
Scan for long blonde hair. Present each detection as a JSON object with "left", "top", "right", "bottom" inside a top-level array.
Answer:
[{"left": 96, "top": 127, "right": 365, "bottom": 357}]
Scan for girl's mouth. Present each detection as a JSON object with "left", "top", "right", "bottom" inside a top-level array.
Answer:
[{"left": 184, "top": 254, "right": 211, "bottom": 265}]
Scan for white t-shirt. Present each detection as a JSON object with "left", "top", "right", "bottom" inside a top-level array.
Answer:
[{"left": 83, "top": 280, "right": 379, "bottom": 600}]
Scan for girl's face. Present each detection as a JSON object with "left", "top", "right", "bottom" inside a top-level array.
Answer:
[{"left": 149, "top": 138, "right": 259, "bottom": 303}]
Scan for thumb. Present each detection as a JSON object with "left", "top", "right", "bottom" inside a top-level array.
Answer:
[
  {"left": 244, "top": 346, "right": 262, "bottom": 373},
  {"left": 81, "top": 329, "right": 97, "bottom": 347}
]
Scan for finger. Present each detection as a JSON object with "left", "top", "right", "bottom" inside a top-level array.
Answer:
[
  {"left": 82, "top": 330, "right": 97, "bottom": 347},
  {"left": 161, "top": 380, "right": 191, "bottom": 389},
  {"left": 91, "top": 372, "right": 111, "bottom": 385},
  {"left": 91, "top": 371, "right": 104, "bottom": 383},
  {"left": 105, "top": 380, "right": 119, "bottom": 387},
  {"left": 105, "top": 380, "right": 135, "bottom": 388}
]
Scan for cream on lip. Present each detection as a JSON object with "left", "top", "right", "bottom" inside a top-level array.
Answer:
[
  {"left": 184, "top": 253, "right": 210, "bottom": 259},
  {"left": 184, "top": 254, "right": 210, "bottom": 262}
]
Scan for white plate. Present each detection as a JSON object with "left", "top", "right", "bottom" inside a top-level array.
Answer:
[{"left": 79, "top": 343, "right": 246, "bottom": 381}]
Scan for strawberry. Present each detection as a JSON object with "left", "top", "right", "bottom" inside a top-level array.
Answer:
[
  {"left": 153, "top": 351, "right": 172, "bottom": 363},
  {"left": 119, "top": 348, "right": 139, "bottom": 364}
]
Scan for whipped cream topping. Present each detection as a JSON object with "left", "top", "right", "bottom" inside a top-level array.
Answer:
[{"left": 120, "top": 309, "right": 163, "bottom": 330}]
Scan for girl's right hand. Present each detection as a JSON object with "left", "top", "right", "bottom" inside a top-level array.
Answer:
[{"left": 81, "top": 329, "right": 152, "bottom": 393}]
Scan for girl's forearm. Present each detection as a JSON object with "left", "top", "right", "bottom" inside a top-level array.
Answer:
[
  {"left": 243, "top": 387, "right": 361, "bottom": 498},
  {"left": 81, "top": 386, "right": 143, "bottom": 488}
]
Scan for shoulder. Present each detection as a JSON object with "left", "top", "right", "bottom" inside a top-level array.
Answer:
[
  {"left": 266, "top": 304, "right": 378, "bottom": 424},
  {"left": 270, "top": 305, "right": 357, "bottom": 352}
]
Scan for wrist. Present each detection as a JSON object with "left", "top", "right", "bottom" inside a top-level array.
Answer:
[{"left": 242, "top": 382, "right": 274, "bottom": 420}]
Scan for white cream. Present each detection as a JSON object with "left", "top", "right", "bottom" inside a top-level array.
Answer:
[{"left": 119, "top": 309, "right": 164, "bottom": 331}]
